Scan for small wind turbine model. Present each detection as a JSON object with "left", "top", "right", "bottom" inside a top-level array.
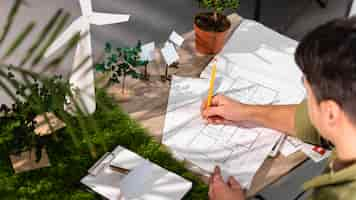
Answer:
[{"left": 45, "top": 0, "right": 130, "bottom": 115}]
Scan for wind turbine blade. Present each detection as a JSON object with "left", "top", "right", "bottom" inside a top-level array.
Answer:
[
  {"left": 89, "top": 12, "right": 130, "bottom": 25},
  {"left": 44, "top": 17, "right": 86, "bottom": 58},
  {"left": 69, "top": 32, "right": 96, "bottom": 114},
  {"left": 79, "top": 0, "right": 93, "bottom": 16}
]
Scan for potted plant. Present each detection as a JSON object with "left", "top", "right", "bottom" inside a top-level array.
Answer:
[{"left": 194, "top": 0, "right": 239, "bottom": 54}]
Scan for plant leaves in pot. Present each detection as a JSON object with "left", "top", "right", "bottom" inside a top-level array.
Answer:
[{"left": 194, "top": 0, "right": 239, "bottom": 54}]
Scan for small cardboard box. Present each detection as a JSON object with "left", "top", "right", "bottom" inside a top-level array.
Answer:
[
  {"left": 34, "top": 112, "right": 66, "bottom": 136},
  {"left": 10, "top": 148, "right": 51, "bottom": 174}
]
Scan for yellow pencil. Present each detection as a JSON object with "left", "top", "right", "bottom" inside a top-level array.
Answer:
[{"left": 207, "top": 60, "right": 217, "bottom": 108}]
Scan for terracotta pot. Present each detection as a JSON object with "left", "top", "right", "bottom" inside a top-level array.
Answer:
[{"left": 194, "top": 14, "right": 231, "bottom": 55}]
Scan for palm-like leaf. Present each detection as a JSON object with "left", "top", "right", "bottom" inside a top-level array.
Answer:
[{"left": 0, "top": 1, "right": 103, "bottom": 160}]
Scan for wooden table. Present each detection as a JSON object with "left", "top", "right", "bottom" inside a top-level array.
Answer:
[{"left": 106, "top": 13, "right": 307, "bottom": 197}]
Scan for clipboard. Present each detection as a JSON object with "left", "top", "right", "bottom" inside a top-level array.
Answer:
[
  {"left": 81, "top": 145, "right": 192, "bottom": 200},
  {"left": 81, "top": 152, "right": 125, "bottom": 200}
]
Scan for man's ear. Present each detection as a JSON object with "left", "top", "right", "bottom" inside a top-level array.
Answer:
[{"left": 320, "top": 100, "right": 341, "bottom": 127}]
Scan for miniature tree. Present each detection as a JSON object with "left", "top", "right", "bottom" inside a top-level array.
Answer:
[{"left": 96, "top": 41, "right": 148, "bottom": 94}]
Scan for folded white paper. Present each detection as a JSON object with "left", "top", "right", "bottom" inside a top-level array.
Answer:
[
  {"left": 169, "top": 31, "right": 184, "bottom": 47},
  {"left": 161, "top": 42, "right": 179, "bottom": 66},
  {"left": 279, "top": 137, "right": 303, "bottom": 157},
  {"left": 140, "top": 42, "right": 155, "bottom": 61}
]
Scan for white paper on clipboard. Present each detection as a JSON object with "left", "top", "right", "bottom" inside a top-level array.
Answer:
[{"left": 81, "top": 153, "right": 125, "bottom": 200}]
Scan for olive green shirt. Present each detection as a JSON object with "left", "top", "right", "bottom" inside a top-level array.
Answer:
[{"left": 295, "top": 101, "right": 356, "bottom": 200}]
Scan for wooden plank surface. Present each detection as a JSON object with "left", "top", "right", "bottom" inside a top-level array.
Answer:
[{"left": 104, "top": 13, "right": 307, "bottom": 196}]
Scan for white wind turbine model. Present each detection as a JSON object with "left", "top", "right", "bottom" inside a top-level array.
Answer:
[{"left": 45, "top": 0, "right": 130, "bottom": 115}]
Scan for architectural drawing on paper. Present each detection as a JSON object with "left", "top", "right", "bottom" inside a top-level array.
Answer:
[
  {"left": 188, "top": 76, "right": 279, "bottom": 163},
  {"left": 162, "top": 76, "right": 283, "bottom": 189}
]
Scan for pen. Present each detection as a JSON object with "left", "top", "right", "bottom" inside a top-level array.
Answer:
[
  {"left": 110, "top": 165, "right": 130, "bottom": 175},
  {"left": 269, "top": 135, "right": 287, "bottom": 157}
]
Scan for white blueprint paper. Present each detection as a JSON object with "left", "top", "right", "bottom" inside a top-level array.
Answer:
[
  {"left": 200, "top": 20, "right": 306, "bottom": 105},
  {"left": 163, "top": 76, "right": 288, "bottom": 189},
  {"left": 163, "top": 20, "right": 307, "bottom": 189}
]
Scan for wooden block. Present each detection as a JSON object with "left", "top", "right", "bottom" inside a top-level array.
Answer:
[
  {"left": 34, "top": 112, "right": 66, "bottom": 136},
  {"left": 9, "top": 148, "right": 51, "bottom": 174}
]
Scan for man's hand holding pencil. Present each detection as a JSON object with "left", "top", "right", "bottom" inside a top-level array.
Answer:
[{"left": 201, "top": 59, "right": 254, "bottom": 125}]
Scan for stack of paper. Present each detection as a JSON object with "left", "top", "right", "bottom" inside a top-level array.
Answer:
[
  {"left": 162, "top": 20, "right": 307, "bottom": 189},
  {"left": 163, "top": 76, "right": 285, "bottom": 188},
  {"left": 279, "top": 136, "right": 304, "bottom": 157}
]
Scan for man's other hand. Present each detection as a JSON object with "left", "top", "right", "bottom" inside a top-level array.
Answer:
[{"left": 209, "top": 166, "right": 245, "bottom": 200}]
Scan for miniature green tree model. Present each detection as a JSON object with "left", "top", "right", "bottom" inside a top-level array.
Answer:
[{"left": 96, "top": 41, "right": 148, "bottom": 94}]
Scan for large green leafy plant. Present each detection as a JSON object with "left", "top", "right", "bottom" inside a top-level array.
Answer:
[
  {"left": 0, "top": 0, "right": 89, "bottom": 160},
  {"left": 0, "top": 72, "right": 70, "bottom": 161}
]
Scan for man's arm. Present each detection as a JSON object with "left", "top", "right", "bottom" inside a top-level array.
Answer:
[
  {"left": 201, "top": 95, "right": 298, "bottom": 136},
  {"left": 244, "top": 104, "right": 298, "bottom": 136}
]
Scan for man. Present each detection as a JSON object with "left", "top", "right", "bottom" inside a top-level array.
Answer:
[{"left": 202, "top": 17, "right": 356, "bottom": 200}]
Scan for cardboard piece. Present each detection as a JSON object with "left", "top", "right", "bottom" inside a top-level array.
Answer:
[
  {"left": 10, "top": 148, "right": 51, "bottom": 174},
  {"left": 34, "top": 112, "right": 66, "bottom": 136}
]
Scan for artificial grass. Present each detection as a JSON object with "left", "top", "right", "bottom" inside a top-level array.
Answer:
[{"left": 0, "top": 89, "right": 209, "bottom": 200}]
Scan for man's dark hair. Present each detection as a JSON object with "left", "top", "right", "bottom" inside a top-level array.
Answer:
[{"left": 295, "top": 16, "right": 356, "bottom": 121}]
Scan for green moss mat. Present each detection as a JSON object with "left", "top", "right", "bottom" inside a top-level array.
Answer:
[{"left": 0, "top": 90, "right": 208, "bottom": 200}]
